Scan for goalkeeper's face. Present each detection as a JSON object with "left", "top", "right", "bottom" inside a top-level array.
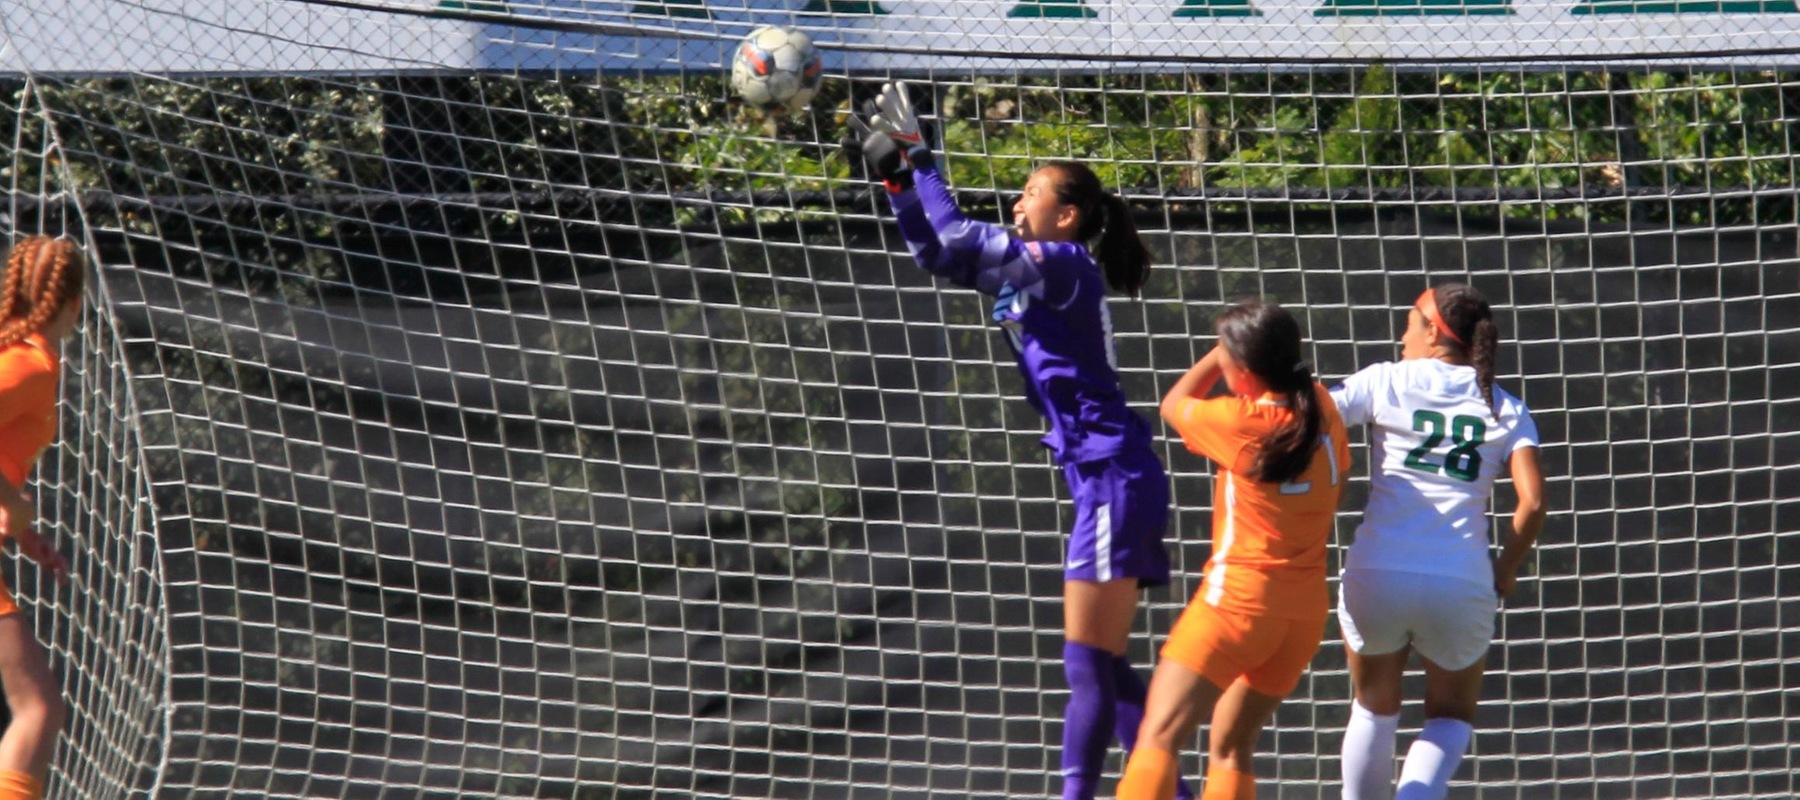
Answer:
[{"left": 1013, "top": 168, "right": 1082, "bottom": 243}]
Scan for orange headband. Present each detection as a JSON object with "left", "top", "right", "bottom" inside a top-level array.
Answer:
[{"left": 1414, "top": 288, "right": 1466, "bottom": 346}]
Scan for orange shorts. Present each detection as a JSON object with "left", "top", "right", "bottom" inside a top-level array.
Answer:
[
  {"left": 0, "top": 570, "right": 16, "bottom": 618},
  {"left": 1160, "top": 598, "right": 1325, "bottom": 697}
]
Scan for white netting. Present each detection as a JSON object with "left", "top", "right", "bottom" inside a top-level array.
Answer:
[{"left": 1, "top": 1, "right": 1797, "bottom": 798}]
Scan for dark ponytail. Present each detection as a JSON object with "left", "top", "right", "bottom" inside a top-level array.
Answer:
[
  {"left": 1042, "top": 160, "right": 1151, "bottom": 296},
  {"left": 1215, "top": 300, "right": 1322, "bottom": 485},
  {"left": 1430, "top": 282, "right": 1500, "bottom": 415}
]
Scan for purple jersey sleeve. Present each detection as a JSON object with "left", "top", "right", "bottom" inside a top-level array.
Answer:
[
  {"left": 885, "top": 165, "right": 1080, "bottom": 304},
  {"left": 880, "top": 163, "right": 1152, "bottom": 464}
]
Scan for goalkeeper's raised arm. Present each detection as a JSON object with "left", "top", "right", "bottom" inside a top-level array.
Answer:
[
  {"left": 853, "top": 82, "right": 1151, "bottom": 303},
  {"left": 850, "top": 82, "right": 1195, "bottom": 800}
]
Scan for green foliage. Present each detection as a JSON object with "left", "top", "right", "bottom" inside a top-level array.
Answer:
[
  {"left": 932, "top": 74, "right": 1212, "bottom": 194},
  {"left": 4, "top": 66, "right": 1795, "bottom": 231},
  {"left": 33, "top": 77, "right": 385, "bottom": 197}
]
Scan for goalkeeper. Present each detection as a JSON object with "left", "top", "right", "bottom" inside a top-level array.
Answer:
[
  {"left": 0, "top": 236, "right": 79, "bottom": 800},
  {"left": 852, "top": 82, "right": 1193, "bottom": 800}
]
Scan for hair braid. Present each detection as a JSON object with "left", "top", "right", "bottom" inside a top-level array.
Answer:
[
  {"left": 1469, "top": 317, "right": 1500, "bottom": 414},
  {"left": 0, "top": 242, "right": 33, "bottom": 338},
  {"left": 22, "top": 257, "right": 69, "bottom": 337},
  {"left": 0, "top": 236, "right": 85, "bottom": 350},
  {"left": 1431, "top": 282, "right": 1500, "bottom": 416}
]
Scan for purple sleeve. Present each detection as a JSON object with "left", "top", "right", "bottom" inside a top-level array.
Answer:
[{"left": 884, "top": 165, "right": 1077, "bottom": 302}]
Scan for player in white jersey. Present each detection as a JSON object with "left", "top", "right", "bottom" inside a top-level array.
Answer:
[{"left": 1329, "top": 283, "right": 1547, "bottom": 800}]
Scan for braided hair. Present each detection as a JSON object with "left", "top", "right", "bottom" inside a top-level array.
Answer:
[
  {"left": 1215, "top": 300, "right": 1321, "bottom": 485},
  {"left": 0, "top": 236, "right": 85, "bottom": 350},
  {"left": 1428, "top": 282, "right": 1499, "bottom": 415}
]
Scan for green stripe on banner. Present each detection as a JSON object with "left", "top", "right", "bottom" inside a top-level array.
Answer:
[
  {"left": 633, "top": 0, "right": 710, "bottom": 17},
  {"left": 1175, "top": 0, "right": 1262, "bottom": 16},
  {"left": 800, "top": 0, "right": 891, "bottom": 12},
  {"left": 1316, "top": 0, "right": 1510, "bottom": 14},
  {"left": 437, "top": 0, "right": 509, "bottom": 10},
  {"left": 1007, "top": 0, "right": 1099, "bottom": 17},
  {"left": 1572, "top": 0, "right": 1796, "bottom": 10}
]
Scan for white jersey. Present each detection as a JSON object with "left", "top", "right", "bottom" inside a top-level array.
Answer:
[{"left": 1330, "top": 358, "right": 1538, "bottom": 585}]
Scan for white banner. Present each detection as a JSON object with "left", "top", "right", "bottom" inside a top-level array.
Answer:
[{"left": 4, "top": 0, "right": 1800, "bottom": 75}]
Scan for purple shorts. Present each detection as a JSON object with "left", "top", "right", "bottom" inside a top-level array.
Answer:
[{"left": 1061, "top": 448, "right": 1172, "bottom": 587}]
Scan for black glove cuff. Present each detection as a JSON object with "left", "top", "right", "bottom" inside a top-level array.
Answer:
[{"left": 860, "top": 130, "right": 909, "bottom": 181}]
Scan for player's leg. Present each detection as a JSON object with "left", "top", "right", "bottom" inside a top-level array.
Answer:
[
  {"left": 1338, "top": 568, "right": 1419, "bottom": 800},
  {"left": 1114, "top": 655, "right": 1227, "bottom": 800},
  {"left": 1063, "top": 577, "right": 1141, "bottom": 800},
  {"left": 1392, "top": 657, "right": 1481, "bottom": 800},
  {"left": 1205, "top": 610, "right": 1324, "bottom": 800},
  {"left": 1119, "top": 598, "right": 1287, "bottom": 800},
  {"left": 1202, "top": 678, "right": 1283, "bottom": 800},
  {"left": 1393, "top": 575, "right": 1494, "bottom": 800},
  {"left": 1342, "top": 647, "right": 1407, "bottom": 800},
  {"left": 0, "top": 602, "right": 63, "bottom": 800},
  {"left": 1061, "top": 452, "right": 1189, "bottom": 800},
  {"left": 1112, "top": 649, "right": 1196, "bottom": 800},
  {"left": 1092, "top": 449, "right": 1195, "bottom": 799}
]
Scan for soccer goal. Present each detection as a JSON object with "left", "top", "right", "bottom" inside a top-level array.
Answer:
[{"left": 1, "top": 0, "right": 1796, "bottom": 798}]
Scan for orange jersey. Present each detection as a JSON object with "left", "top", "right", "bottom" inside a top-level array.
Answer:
[
  {"left": 0, "top": 335, "right": 60, "bottom": 488},
  {"left": 1168, "top": 384, "right": 1350, "bottom": 620}
]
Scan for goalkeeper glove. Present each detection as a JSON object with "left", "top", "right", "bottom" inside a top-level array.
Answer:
[{"left": 848, "top": 81, "right": 933, "bottom": 192}]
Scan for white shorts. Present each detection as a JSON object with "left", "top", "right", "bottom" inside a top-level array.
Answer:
[{"left": 1337, "top": 567, "right": 1497, "bottom": 671}]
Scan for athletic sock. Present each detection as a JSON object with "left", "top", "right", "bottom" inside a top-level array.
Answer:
[
  {"left": 1201, "top": 762, "right": 1255, "bottom": 800},
  {"left": 1116, "top": 745, "right": 1178, "bottom": 800},
  {"left": 1394, "top": 717, "right": 1473, "bottom": 800},
  {"left": 0, "top": 770, "right": 42, "bottom": 800},
  {"left": 1340, "top": 699, "right": 1400, "bottom": 800},
  {"left": 1060, "top": 642, "right": 1118, "bottom": 800}
]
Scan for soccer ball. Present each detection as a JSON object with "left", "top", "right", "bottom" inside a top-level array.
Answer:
[{"left": 730, "top": 25, "right": 823, "bottom": 114}]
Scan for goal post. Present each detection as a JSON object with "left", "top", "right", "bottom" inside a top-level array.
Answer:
[{"left": 1, "top": 1, "right": 1796, "bottom": 798}]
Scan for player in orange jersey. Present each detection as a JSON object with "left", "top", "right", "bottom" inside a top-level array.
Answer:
[
  {"left": 0, "top": 236, "right": 81, "bottom": 800},
  {"left": 1115, "top": 300, "right": 1349, "bottom": 800}
]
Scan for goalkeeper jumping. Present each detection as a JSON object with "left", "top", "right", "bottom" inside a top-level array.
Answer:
[{"left": 852, "top": 82, "right": 1194, "bottom": 800}]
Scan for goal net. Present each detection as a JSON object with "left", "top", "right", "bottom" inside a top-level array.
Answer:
[{"left": 1, "top": 1, "right": 1796, "bottom": 798}]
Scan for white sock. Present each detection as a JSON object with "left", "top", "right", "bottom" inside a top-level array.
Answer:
[
  {"left": 1340, "top": 700, "right": 1400, "bottom": 800},
  {"left": 1394, "top": 717, "right": 1473, "bottom": 800}
]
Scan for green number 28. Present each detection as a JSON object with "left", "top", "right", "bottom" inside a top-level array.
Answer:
[{"left": 1402, "top": 409, "right": 1486, "bottom": 481}]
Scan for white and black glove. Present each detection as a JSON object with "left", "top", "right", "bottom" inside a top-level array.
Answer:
[{"left": 848, "top": 81, "right": 932, "bottom": 191}]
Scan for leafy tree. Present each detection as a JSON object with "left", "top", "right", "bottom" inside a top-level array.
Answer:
[{"left": 5, "top": 65, "right": 1793, "bottom": 231}]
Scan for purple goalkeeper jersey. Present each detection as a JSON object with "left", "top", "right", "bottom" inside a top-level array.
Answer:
[{"left": 886, "top": 164, "right": 1151, "bottom": 464}]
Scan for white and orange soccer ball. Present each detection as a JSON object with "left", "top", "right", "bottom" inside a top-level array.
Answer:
[{"left": 729, "top": 25, "right": 823, "bottom": 114}]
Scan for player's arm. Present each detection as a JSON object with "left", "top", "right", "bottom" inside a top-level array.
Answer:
[
  {"left": 0, "top": 471, "right": 63, "bottom": 583},
  {"left": 0, "top": 361, "right": 68, "bottom": 581},
  {"left": 908, "top": 167, "right": 1054, "bottom": 297},
  {"left": 876, "top": 149, "right": 1051, "bottom": 298},
  {"left": 0, "top": 472, "right": 30, "bottom": 538},
  {"left": 854, "top": 83, "right": 1054, "bottom": 299},
  {"left": 1160, "top": 346, "right": 1251, "bottom": 468},
  {"left": 1160, "top": 343, "right": 1226, "bottom": 428},
  {"left": 1327, "top": 362, "right": 1385, "bottom": 427},
  {"left": 1492, "top": 445, "right": 1546, "bottom": 599}
]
